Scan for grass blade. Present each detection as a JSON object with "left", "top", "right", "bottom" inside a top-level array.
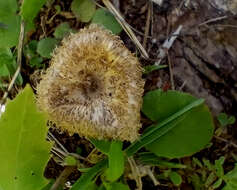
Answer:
[
  {"left": 71, "top": 159, "right": 107, "bottom": 190},
  {"left": 125, "top": 98, "right": 205, "bottom": 156}
]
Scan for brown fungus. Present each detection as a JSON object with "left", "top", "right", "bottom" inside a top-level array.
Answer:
[{"left": 37, "top": 24, "right": 144, "bottom": 142}]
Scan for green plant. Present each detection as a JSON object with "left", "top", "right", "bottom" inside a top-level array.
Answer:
[
  {"left": 0, "top": 85, "right": 52, "bottom": 190},
  {"left": 215, "top": 113, "right": 236, "bottom": 136},
  {"left": 217, "top": 113, "right": 236, "bottom": 127},
  {"left": 189, "top": 157, "right": 237, "bottom": 190},
  {"left": 0, "top": 0, "right": 221, "bottom": 189}
]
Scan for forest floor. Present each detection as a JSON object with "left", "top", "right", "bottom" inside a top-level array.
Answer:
[{"left": 2, "top": 0, "right": 237, "bottom": 189}]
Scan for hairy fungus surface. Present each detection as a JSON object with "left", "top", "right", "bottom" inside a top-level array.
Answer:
[{"left": 37, "top": 24, "right": 144, "bottom": 142}]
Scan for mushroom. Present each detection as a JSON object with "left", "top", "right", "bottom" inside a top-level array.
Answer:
[{"left": 37, "top": 24, "right": 144, "bottom": 142}]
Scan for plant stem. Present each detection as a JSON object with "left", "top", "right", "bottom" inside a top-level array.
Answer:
[{"left": 50, "top": 166, "right": 77, "bottom": 190}]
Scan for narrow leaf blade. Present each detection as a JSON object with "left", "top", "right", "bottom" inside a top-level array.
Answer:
[{"left": 71, "top": 159, "right": 108, "bottom": 190}]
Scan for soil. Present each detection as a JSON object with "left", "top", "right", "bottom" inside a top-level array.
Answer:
[{"left": 4, "top": 0, "right": 237, "bottom": 189}]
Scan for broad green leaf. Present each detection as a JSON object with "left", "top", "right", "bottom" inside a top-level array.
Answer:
[
  {"left": 21, "top": 0, "right": 47, "bottom": 29},
  {"left": 71, "top": 0, "right": 95, "bottom": 22},
  {"left": 40, "top": 180, "right": 55, "bottom": 190},
  {"left": 25, "top": 40, "right": 38, "bottom": 59},
  {"left": 142, "top": 90, "right": 214, "bottom": 158},
  {"left": 71, "top": 159, "right": 108, "bottom": 190},
  {"left": 37, "top": 38, "right": 58, "bottom": 58},
  {"left": 86, "top": 182, "right": 98, "bottom": 190},
  {"left": 0, "top": 0, "right": 18, "bottom": 17},
  {"left": 105, "top": 141, "right": 124, "bottom": 182},
  {"left": 143, "top": 65, "right": 167, "bottom": 75},
  {"left": 29, "top": 56, "right": 43, "bottom": 68},
  {"left": 90, "top": 139, "right": 111, "bottom": 154},
  {"left": 53, "top": 22, "right": 74, "bottom": 39},
  {"left": 104, "top": 182, "right": 130, "bottom": 190},
  {"left": 98, "top": 185, "right": 106, "bottom": 190},
  {"left": 0, "top": 64, "right": 10, "bottom": 77},
  {"left": 92, "top": 8, "right": 122, "bottom": 34},
  {"left": 169, "top": 172, "right": 182, "bottom": 186},
  {"left": 0, "top": 85, "right": 52, "bottom": 190},
  {"left": 24, "top": 40, "right": 43, "bottom": 68},
  {"left": 0, "top": 12, "right": 20, "bottom": 48},
  {"left": 125, "top": 97, "right": 204, "bottom": 157}
]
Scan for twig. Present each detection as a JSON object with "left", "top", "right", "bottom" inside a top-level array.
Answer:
[
  {"left": 213, "top": 24, "right": 237, "bottom": 29},
  {"left": 50, "top": 166, "right": 77, "bottom": 190},
  {"left": 128, "top": 157, "right": 142, "bottom": 190},
  {"left": 143, "top": 1, "right": 152, "bottom": 50},
  {"left": 167, "top": 51, "right": 175, "bottom": 90},
  {"left": 48, "top": 131, "right": 69, "bottom": 154},
  {"left": 155, "top": 25, "right": 183, "bottom": 65},
  {"left": 199, "top": 15, "right": 228, "bottom": 26},
  {"left": 150, "top": 1, "right": 154, "bottom": 37},
  {"left": 214, "top": 135, "right": 237, "bottom": 149},
  {"left": 102, "top": 0, "right": 149, "bottom": 58},
  {"left": 47, "top": 130, "right": 86, "bottom": 162},
  {"left": 1, "top": 20, "right": 25, "bottom": 104},
  {"left": 94, "top": 1, "right": 153, "bottom": 38}
]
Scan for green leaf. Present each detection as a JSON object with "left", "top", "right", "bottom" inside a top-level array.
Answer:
[
  {"left": 203, "top": 159, "right": 213, "bottom": 170},
  {"left": 71, "top": 0, "right": 95, "bottom": 22},
  {"left": 0, "top": 48, "right": 23, "bottom": 85},
  {"left": 169, "top": 171, "right": 182, "bottom": 186},
  {"left": 40, "top": 180, "right": 55, "bottom": 190},
  {"left": 92, "top": 8, "right": 122, "bottom": 34},
  {"left": 0, "top": 0, "right": 20, "bottom": 48},
  {"left": 53, "top": 22, "right": 74, "bottom": 39},
  {"left": 0, "top": 85, "right": 52, "bottom": 190},
  {"left": 24, "top": 40, "right": 43, "bottom": 68},
  {"left": 143, "top": 65, "right": 167, "bottom": 75},
  {"left": 104, "top": 182, "right": 130, "bottom": 190},
  {"left": 138, "top": 152, "right": 186, "bottom": 169},
  {"left": 0, "top": 63, "right": 10, "bottom": 77},
  {"left": 105, "top": 141, "right": 124, "bottom": 182},
  {"left": 64, "top": 155, "right": 77, "bottom": 166},
  {"left": 71, "top": 159, "right": 108, "bottom": 190},
  {"left": 217, "top": 113, "right": 236, "bottom": 127},
  {"left": 86, "top": 182, "right": 98, "bottom": 190},
  {"left": 125, "top": 96, "right": 205, "bottom": 157},
  {"left": 191, "top": 173, "right": 203, "bottom": 190},
  {"left": 141, "top": 90, "right": 214, "bottom": 158},
  {"left": 223, "top": 183, "right": 237, "bottom": 190},
  {"left": 25, "top": 40, "right": 38, "bottom": 59},
  {"left": 21, "top": 0, "right": 47, "bottom": 29},
  {"left": 215, "top": 156, "right": 225, "bottom": 177},
  {"left": 223, "top": 164, "right": 237, "bottom": 189},
  {"left": 211, "top": 178, "right": 223, "bottom": 189},
  {"left": 0, "top": 0, "right": 18, "bottom": 17},
  {"left": 29, "top": 56, "right": 43, "bottom": 68},
  {"left": 37, "top": 38, "right": 58, "bottom": 58},
  {"left": 90, "top": 139, "right": 111, "bottom": 154},
  {"left": 205, "top": 172, "right": 216, "bottom": 187},
  {"left": 192, "top": 157, "right": 203, "bottom": 168}
]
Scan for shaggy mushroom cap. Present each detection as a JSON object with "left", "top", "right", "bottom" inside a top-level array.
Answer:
[{"left": 37, "top": 24, "right": 144, "bottom": 142}]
